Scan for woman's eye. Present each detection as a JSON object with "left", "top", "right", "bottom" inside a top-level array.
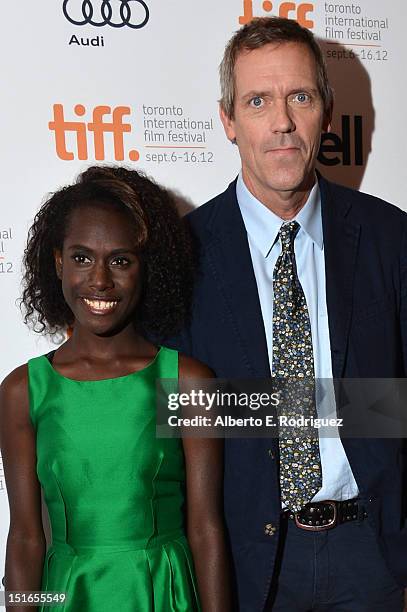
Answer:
[
  {"left": 73, "top": 254, "right": 90, "bottom": 264},
  {"left": 111, "top": 257, "right": 130, "bottom": 267},
  {"left": 292, "top": 92, "right": 311, "bottom": 104},
  {"left": 249, "top": 96, "right": 264, "bottom": 108}
]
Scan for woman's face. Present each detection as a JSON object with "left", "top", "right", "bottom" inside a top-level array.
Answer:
[{"left": 54, "top": 203, "right": 142, "bottom": 337}]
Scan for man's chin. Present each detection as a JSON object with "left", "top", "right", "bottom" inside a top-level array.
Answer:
[
  {"left": 263, "top": 167, "right": 315, "bottom": 194},
  {"left": 263, "top": 178, "right": 309, "bottom": 195}
]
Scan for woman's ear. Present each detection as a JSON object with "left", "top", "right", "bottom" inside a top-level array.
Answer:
[{"left": 54, "top": 249, "right": 63, "bottom": 279}]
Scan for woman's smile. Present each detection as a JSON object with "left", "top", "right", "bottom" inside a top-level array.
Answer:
[{"left": 81, "top": 297, "right": 120, "bottom": 315}]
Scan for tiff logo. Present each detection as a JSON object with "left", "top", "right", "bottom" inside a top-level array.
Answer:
[
  {"left": 49, "top": 104, "right": 140, "bottom": 161},
  {"left": 239, "top": 0, "right": 314, "bottom": 28}
]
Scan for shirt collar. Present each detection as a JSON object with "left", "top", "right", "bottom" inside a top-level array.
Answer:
[{"left": 236, "top": 173, "right": 323, "bottom": 257}]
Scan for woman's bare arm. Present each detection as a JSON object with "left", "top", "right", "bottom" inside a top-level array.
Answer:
[
  {"left": 179, "top": 355, "right": 233, "bottom": 612},
  {"left": 0, "top": 365, "right": 45, "bottom": 612}
]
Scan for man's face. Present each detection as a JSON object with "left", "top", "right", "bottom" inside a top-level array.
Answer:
[{"left": 220, "top": 42, "right": 331, "bottom": 207}]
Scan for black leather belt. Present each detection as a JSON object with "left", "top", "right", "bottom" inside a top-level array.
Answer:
[{"left": 285, "top": 498, "right": 367, "bottom": 531}]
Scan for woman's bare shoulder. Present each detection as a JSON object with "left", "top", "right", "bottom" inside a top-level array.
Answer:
[
  {"left": 0, "top": 363, "right": 29, "bottom": 408},
  {"left": 178, "top": 354, "right": 214, "bottom": 379}
]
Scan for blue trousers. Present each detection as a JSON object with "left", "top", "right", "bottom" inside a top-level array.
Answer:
[{"left": 266, "top": 516, "right": 404, "bottom": 611}]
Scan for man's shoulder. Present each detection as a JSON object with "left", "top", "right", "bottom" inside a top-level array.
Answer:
[
  {"left": 321, "top": 176, "right": 406, "bottom": 224},
  {"left": 185, "top": 179, "right": 237, "bottom": 235},
  {"left": 185, "top": 175, "right": 407, "bottom": 236}
]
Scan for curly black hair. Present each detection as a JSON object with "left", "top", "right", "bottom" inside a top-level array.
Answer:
[{"left": 22, "top": 165, "right": 194, "bottom": 338}]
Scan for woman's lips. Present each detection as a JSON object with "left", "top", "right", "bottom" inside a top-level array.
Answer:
[{"left": 81, "top": 297, "right": 119, "bottom": 315}]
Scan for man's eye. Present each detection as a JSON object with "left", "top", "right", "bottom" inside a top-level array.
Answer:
[
  {"left": 249, "top": 96, "right": 264, "bottom": 108},
  {"left": 292, "top": 92, "right": 311, "bottom": 104},
  {"left": 72, "top": 254, "right": 91, "bottom": 264}
]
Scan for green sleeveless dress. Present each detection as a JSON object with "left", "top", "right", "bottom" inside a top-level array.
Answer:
[{"left": 28, "top": 347, "right": 201, "bottom": 612}]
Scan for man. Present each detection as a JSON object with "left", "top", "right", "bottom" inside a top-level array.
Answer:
[{"left": 170, "top": 17, "right": 407, "bottom": 611}]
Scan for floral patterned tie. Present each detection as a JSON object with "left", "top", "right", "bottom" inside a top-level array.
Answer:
[{"left": 272, "top": 221, "right": 322, "bottom": 512}]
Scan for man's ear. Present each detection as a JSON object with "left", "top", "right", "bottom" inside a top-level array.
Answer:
[
  {"left": 322, "top": 101, "right": 333, "bottom": 133},
  {"left": 54, "top": 249, "right": 63, "bottom": 279},
  {"left": 219, "top": 104, "right": 237, "bottom": 144}
]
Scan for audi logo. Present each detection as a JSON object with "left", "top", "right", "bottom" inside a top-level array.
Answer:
[{"left": 63, "top": 0, "right": 149, "bottom": 29}]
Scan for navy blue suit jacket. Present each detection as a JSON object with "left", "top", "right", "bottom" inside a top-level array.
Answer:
[{"left": 168, "top": 176, "right": 407, "bottom": 611}]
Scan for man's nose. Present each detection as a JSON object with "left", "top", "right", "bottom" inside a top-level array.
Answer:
[
  {"left": 89, "top": 261, "right": 114, "bottom": 291},
  {"left": 270, "top": 99, "right": 295, "bottom": 133}
]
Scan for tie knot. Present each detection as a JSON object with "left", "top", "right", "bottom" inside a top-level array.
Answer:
[{"left": 279, "top": 221, "right": 300, "bottom": 253}]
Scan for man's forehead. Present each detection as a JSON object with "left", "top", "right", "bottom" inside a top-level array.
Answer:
[
  {"left": 234, "top": 42, "right": 318, "bottom": 85},
  {"left": 235, "top": 41, "right": 316, "bottom": 70}
]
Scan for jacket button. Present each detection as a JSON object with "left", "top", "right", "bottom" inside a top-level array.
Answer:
[
  {"left": 267, "top": 449, "right": 275, "bottom": 459},
  {"left": 265, "top": 523, "right": 277, "bottom": 536}
]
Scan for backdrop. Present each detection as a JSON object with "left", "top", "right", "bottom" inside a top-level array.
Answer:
[{"left": 0, "top": 0, "right": 404, "bottom": 597}]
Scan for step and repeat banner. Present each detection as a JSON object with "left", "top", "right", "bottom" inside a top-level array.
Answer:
[{"left": 0, "top": 0, "right": 405, "bottom": 597}]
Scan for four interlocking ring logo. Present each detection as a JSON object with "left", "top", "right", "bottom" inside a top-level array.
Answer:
[{"left": 63, "top": 0, "right": 150, "bottom": 29}]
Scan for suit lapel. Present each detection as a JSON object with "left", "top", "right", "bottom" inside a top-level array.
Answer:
[
  {"left": 320, "top": 177, "right": 360, "bottom": 378},
  {"left": 204, "top": 182, "right": 270, "bottom": 378},
  {"left": 202, "top": 177, "right": 360, "bottom": 379}
]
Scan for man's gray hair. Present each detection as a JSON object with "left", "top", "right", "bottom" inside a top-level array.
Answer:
[{"left": 219, "top": 17, "right": 334, "bottom": 120}]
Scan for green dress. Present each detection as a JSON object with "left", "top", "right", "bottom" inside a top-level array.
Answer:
[{"left": 28, "top": 347, "right": 200, "bottom": 612}]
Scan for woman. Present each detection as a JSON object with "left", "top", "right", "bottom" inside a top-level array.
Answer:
[{"left": 0, "top": 166, "right": 231, "bottom": 611}]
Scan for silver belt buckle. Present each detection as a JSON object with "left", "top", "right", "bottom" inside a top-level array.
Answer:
[{"left": 294, "top": 501, "right": 337, "bottom": 531}]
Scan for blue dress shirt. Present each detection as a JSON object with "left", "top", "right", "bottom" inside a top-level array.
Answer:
[{"left": 237, "top": 173, "right": 359, "bottom": 502}]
